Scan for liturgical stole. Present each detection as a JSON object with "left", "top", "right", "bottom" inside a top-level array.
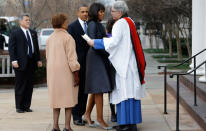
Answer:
[{"left": 124, "top": 17, "right": 146, "bottom": 85}]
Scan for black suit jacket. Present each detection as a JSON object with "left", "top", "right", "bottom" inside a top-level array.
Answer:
[
  {"left": 8, "top": 27, "right": 40, "bottom": 71},
  {"left": 68, "top": 19, "right": 89, "bottom": 65},
  {"left": 0, "top": 34, "right": 5, "bottom": 50}
]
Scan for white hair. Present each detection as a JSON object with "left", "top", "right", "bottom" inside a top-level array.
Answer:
[{"left": 112, "top": 1, "right": 129, "bottom": 14}]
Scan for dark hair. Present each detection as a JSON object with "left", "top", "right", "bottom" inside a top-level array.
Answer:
[
  {"left": 88, "top": 3, "right": 105, "bottom": 22},
  {"left": 51, "top": 13, "right": 67, "bottom": 28},
  {"left": 77, "top": 3, "right": 88, "bottom": 11},
  {"left": 106, "top": 19, "right": 115, "bottom": 34}
]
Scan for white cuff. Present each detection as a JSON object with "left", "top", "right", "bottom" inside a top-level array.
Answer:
[{"left": 12, "top": 61, "right": 18, "bottom": 64}]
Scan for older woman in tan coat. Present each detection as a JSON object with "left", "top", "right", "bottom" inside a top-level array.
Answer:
[{"left": 46, "top": 14, "right": 80, "bottom": 131}]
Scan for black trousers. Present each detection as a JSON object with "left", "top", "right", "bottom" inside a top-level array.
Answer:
[
  {"left": 14, "top": 57, "right": 34, "bottom": 110},
  {"left": 72, "top": 65, "right": 88, "bottom": 121}
]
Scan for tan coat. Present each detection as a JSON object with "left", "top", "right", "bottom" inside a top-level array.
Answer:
[{"left": 46, "top": 29, "right": 80, "bottom": 108}]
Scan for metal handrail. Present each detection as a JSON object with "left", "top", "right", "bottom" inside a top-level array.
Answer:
[
  {"left": 157, "top": 48, "right": 206, "bottom": 131},
  {"left": 170, "top": 60, "right": 206, "bottom": 77},
  {"left": 157, "top": 65, "right": 168, "bottom": 114},
  {"left": 157, "top": 48, "right": 206, "bottom": 115},
  {"left": 170, "top": 60, "right": 206, "bottom": 131}
]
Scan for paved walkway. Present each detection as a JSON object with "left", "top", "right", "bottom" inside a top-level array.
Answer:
[{"left": 0, "top": 53, "right": 203, "bottom": 131}]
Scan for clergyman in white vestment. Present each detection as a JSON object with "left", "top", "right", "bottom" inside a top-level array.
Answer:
[{"left": 83, "top": 1, "right": 146, "bottom": 131}]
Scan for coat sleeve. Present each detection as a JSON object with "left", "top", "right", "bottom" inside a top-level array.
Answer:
[
  {"left": 87, "top": 21, "right": 97, "bottom": 39},
  {"left": 66, "top": 36, "right": 80, "bottom": 72},
  {"left": 33, "top": 31, "right": 41, "bottom": 61},
  {"left": 88, "top": 21, "right": 109, "bottom": 56},
  {"left": 8, "top": 31, "right": 17, "bottom": 61}
]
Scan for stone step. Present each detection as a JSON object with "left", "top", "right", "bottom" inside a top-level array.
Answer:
[
  {"left": 180, "top": 75, "right": 206, "bottom": 103},
  {"left": 167, "top": 80, "right": 206, "bottom": 130}
]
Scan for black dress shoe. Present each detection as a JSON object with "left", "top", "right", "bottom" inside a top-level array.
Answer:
[
  {"left": 63, "top": 128, "right": 68, "bottom": 131},
  {"left": 24, "top": 109, "right": 33, "bottom": 112},
  {"left": 16, "top": 109, "right": 24, "bottom": 113},
  {"left": 115, "top": 125, "right": 131, "bottom": 131},
  {"left": 111, "top": 114, "right": 117, "bottom": 122},
  {"left": 63, "top": 128, "right": 73, "bottom": 131},
  {"left": 73, "top": 120, "right": 85, "bottom": 126},
  {"left": 51, "top": 128, "right": 60, "bottom": 131},
  {"left": 130, "top": 124, "right": 137, "bottom": 131}
]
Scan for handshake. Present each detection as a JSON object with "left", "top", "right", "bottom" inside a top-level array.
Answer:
[{"left": 82, "top": 34, "right": 94, "bottom": 47}]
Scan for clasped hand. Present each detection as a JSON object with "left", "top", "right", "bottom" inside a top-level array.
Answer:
[
  {"left": 87, "top": 40, "right": 94, "bottom": 47},
  {"left": 73, "top": 71, "right": 79, "bottom": 87}
]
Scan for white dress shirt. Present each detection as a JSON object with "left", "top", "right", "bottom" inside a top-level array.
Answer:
[
  {"left": 20, "top": 26, "right": 34, "bottom": 54},
  {"left": 78, "top": 18, "right": 87, "bottom": 33}
]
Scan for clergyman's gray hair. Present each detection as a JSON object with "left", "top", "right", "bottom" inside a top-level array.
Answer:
[
  {"left": 19, "top": 13, "right": 30, "bottom": 21},
  {"left": 77, "top": 3, "right": 88, "bottom": 11},
  {"left": 112, "top": 1, "right": 129, "bottom": 14}
]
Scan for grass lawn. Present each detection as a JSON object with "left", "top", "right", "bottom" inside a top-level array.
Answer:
[
  {"left": 157, "top": 59, "right": 189, "bottom": 63},
  {"left": 152, "top": 55, "right": 188, "bottom": 59},
  {"left": 152, "top": 54, "right": 189, "bottom": 64},
  {"left": 166, "top": 63, "right": 190, "bottom": 70},
  {"left": 144, "top": 49, "right": 168, "bottom": 53},
  {"left": 145, "top": 49, "right": 190, "bottom": 70}
]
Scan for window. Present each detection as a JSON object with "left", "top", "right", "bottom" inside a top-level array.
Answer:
[{"left": 42, "top": 30, "right": 54, "bottom": 36}]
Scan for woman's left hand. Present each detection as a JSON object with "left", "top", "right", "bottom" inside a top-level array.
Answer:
[
  {"left": 88, "top": 40, "right": 94, "bottom": 47},
  {"left": 73, "top": 71, "right": 79, "bottom": 87},
  {"left": 82, "top": 34, "right": 94, "bottom": 47}
]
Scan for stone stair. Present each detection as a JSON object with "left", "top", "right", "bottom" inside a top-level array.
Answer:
[{"left": 167, "top": 75, "right": 206, "bottom": 130}]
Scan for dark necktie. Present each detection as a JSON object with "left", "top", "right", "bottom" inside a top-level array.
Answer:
[
  {"left": 26, "top": 30, "right": 32, "bottom": 58},
  {"left": 83, "top": 22, "right": 87, "bottom": 34}
]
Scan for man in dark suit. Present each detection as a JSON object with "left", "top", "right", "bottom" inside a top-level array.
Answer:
[
  {"left": 8, "top": 14, "right": 42, "bottom": 113},
  {"left": 68, "top": 4, "right": 89, "bottom": 126},
  {"left": 0, "top": 25, "right": 6, "bottom": 50},
  {"left": 0, "top": 33, "right": 5, "bottom": 50}
]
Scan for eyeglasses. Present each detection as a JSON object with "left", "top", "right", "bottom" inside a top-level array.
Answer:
[{"left": 111, "top": 10, "right": 119, "bottom": 13}]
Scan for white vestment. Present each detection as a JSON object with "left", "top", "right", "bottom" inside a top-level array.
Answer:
[{"left": 103, "top": 18, "right": 146, "bottom": 104}]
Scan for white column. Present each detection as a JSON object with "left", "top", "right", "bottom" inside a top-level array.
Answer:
[
  {"left": 199, "top": 0, "right": 206, "bottom": 82},
  {"left": 139, "top": 20, "right": 147, "bottom": 48},
  {"left": 190, "top": 0, "right": 206, "bottom": 77},
  {"left": 139, "top": 20, "right": 144, "bottom": 35}
]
